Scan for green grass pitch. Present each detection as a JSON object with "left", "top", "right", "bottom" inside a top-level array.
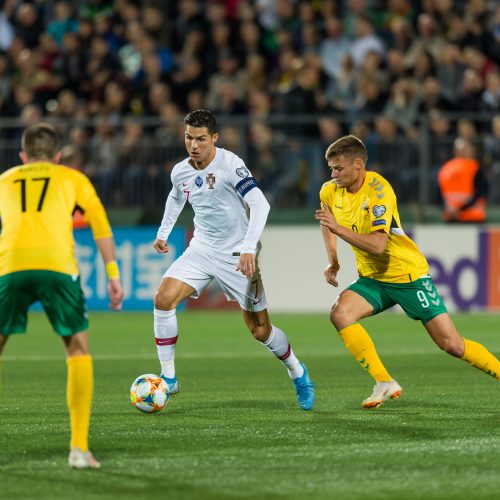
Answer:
[{"left": 0, "top": 311, "right": 499, "bottom": 499}]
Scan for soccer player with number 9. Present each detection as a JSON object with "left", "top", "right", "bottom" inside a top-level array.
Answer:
[{"left": 315, "top": 135, "right": 500, "bottom": 408}]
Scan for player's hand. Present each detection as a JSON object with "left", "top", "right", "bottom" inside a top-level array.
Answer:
[
  {"left": 236, "top": 253, "right": 256, "bottom": 278},
  {"left": 153, "top": 238, "right": 169, "bottom": 253},
  {"left": 315, "top": 206, "right": 339, "bottom": 234},
  {"left": 324, "top": 263, "right": 340, "bottom": 287},
  {"left": 108, "top": 279, "right": 124, "bottom": 310}
]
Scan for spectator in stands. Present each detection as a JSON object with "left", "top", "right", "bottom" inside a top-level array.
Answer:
[
  {"left": 119, "top": 118, "right": 156, "bottom": 206},
  {"left": 218, "top": 124, "right": 246, "bottom": 158},
  {"left": 61, "top": 32, "right": 88, "bottom": 95},
  {"left": 385, "top": 48, "right": 407, "bottom": 84},
  {"left": 404, "top": 13, "right": 445, "bottom": 67},
  {"left": 350, "top": 15, "right": 385, "bottom": 68},
  {"left": 319, "top": 16, "right": 351, "bottom": 81},
  {"left": 371, "top": 115, "right": 418, "bottom": 198},
  {"left": 384, "top": 78, "right": 420, "bottom": 137},
  {"left": 438, "top": 138, "right": 488, "bottom": 223},
  {"left": 481, "top": 69, "right": 500, "bottom": 112},
  {"left": 0, "top": 0, "right": 14, "bottom": 51},
  {"left": 169, "top": 57, "right": 205, "bottom": 110},
  {"left": 47, "top": 1, "right": 78, "bottom": 47},
  {"left": 13, "top": 2, "right": 44, "bottom": 49},
  {"left": 428, "top": 109, "right": 454, "bottom": 172},
  {"left": 460, "top": 68, "right": 485, "bottom": 112},
  {"left": 325, "top": 53, "right": 358, "bottom": 115},
  {"left": 418, "top": 76, "right": 454, "bottom": 113},
  {"left": 87, "top": 116, "right": 120, "bottom": 204},
  {"left": 436, "top": 43, "right": 465, "bottom": 106},
  {"left": 238, "top": 20, "right": 266, "bottom": 59},
  {"left": 248, "top": 121, "right": 285, "bottom": 200}
]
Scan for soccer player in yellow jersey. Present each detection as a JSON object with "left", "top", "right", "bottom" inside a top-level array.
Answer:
[
  {"left": 315, "top": 135, "right": 500, "bottom": 408},
  {"left": 0, "top": 123, "right": 124, "bottom": 468}
]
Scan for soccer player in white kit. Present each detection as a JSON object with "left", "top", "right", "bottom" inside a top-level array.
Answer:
[{"left": 152, "top": 109, "right": 315, "bottom": 410}]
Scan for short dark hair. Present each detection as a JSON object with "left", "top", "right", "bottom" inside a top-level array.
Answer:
[
  {"left": 325, "top": 134, "right": 368, "bottom": 164},
  {"left": 21, "top": 122, "right": 61, "bottom": 160},
  {"left": 184, "top": 109, "right": 217, "bottom": 134}
]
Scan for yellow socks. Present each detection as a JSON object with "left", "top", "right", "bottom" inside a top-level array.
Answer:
[
  {"left": 338, "top": 323, "right": 393, "bottom": 382},
  {"left": 67, "top": 354, "right": 94, "bottom": 452},
  {"left": 462, "top": 338, "right": 500, "bottom": 381}
]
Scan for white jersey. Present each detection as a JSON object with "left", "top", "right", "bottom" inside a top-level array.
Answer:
[{"left": 157, "top": 148, "right": 270, "bottom": 255}]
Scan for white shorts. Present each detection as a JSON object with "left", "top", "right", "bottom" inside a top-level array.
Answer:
[{"left": 164, "top": 246, "right": 268, "bottom": 312}]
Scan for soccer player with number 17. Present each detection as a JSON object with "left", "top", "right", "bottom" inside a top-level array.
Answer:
[
  {"left": 151, "top": 109, "right": 315, "bottom": 411},
  {"left": 315, "top": 135, "right": 499, "bottom": 408}
]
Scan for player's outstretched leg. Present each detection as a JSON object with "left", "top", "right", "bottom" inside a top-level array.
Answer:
[
  {"left": 424, "top": 314, "right": 500, "bottom": 381},
  {"left": 338, "top": 323, "right": 402, "bottom": 408},
  {"left": 461, "top": 338, "right": 500, "bottom": 381},
  {"left": 260, "top": 324, "right": 315, "bottom": 411},
  {"left": 154, "top": 308, "right": 180, "bottom": 395}
]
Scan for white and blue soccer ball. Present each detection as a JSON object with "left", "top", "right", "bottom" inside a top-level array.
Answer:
[{"left": 130, "top": 373, "right": 169, "bottom": 413}]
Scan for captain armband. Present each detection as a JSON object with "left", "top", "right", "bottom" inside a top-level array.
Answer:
[{"left": 105, "top": 261, "right": 120, "bottom": 280}]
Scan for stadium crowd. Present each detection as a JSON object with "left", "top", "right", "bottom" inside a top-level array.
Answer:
[{"left": 0, "top": 0, "right": 499, "bottom": 208}]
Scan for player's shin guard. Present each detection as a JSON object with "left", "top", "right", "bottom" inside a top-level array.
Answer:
[
  {"left": 338, "top": 323, "right": 393, "bottom": 382},
  {"left": 260, "top": 325, "right": 303, "bottom": 379},
  {"left": 154, "top": 308, "right": 178, "bottom": 379},
  {"left": 462, "top": 338, "right": 500, "bottom": 381},
  {"left": 67, "top": 354, "right": 93, "bottom": 452}
]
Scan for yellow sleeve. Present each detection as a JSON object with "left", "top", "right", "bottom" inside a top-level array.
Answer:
[
  {"left": 319, "top": 181, "right": 334, "bottom": 209},
  {"left": 74, "top": 171, "right": 113, "bottom": 240},
  {"left": 368, "top": 177, "right": 394, "bottom": 234}
]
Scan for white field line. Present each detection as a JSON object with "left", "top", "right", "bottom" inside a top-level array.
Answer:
[{"left": 2, "top": 348, "right": 436, "bottom": 362}]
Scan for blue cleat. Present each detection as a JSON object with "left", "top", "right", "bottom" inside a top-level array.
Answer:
[
  {"left": 160, "top": 374, "right": 179, "bottom": 396},
  {"left": 292, "top": 362, "right": 315, "bottom": 411}
]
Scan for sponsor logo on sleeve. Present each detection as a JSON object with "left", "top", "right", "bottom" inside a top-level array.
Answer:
[
  {"left": 372, "top": 205, "right": 386, "bottom": 218},
  {"left": 236, "top": 165, "right": 250, "bottom": 178},
  {"left": 372, "top": 219, "right": 386, "bottom": 227}
]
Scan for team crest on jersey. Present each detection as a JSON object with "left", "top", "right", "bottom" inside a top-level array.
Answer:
[
  {"left": 236, "top": 165, "right": 250, "bottom": 178},
  {"left": 372, "top": 205, "right": 386, "bottom": 218},
  {"left": 195, "top": 176, "right": 203, "bottom": 188},
  {"left": 206, "top": 173, "right": 216, "bottom": 189}
]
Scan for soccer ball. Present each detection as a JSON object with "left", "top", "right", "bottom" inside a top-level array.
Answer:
[{"left": 130, "top": 373, "right": 170, "bottom": 413}]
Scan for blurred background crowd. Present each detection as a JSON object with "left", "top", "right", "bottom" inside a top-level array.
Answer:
[{"left": 0, "top": 0, "right": 499, "bottom": 215}]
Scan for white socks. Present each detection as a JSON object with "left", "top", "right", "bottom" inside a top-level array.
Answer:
[
  {"left": 154, "top": 308, "right": 178, "bottom": 379},
  {"left": 261, "top": 325, "right": 304, "bottom": 379}
]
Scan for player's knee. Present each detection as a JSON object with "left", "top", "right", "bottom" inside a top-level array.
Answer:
[
  {"left": 329, "top": 303, "right": 351, "bottom": 330},
  {"left": 154, "top": 289, "right": 177, "bottom": 310}
]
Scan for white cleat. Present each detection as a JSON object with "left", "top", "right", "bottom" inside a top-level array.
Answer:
[
  {"left": 362, "top": 380, "right": 402, "bottom": 409},
  {"left": 68, "top": 447, "right": 101, "bottom": 469}
]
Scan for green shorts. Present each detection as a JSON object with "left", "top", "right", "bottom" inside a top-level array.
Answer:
[
  {"left": 0, "top": 270, "right": 88, "bottom": 336},
  {"left": 347, "top": 275, "right": 447, "bottom": 324}
]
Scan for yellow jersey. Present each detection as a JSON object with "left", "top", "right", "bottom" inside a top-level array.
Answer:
[
  {"left": 320, "top": 171, "right": 428, "bottom": 283},
  {"left": 0, "top": 162, "right": 112, "bottom": 276}
]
